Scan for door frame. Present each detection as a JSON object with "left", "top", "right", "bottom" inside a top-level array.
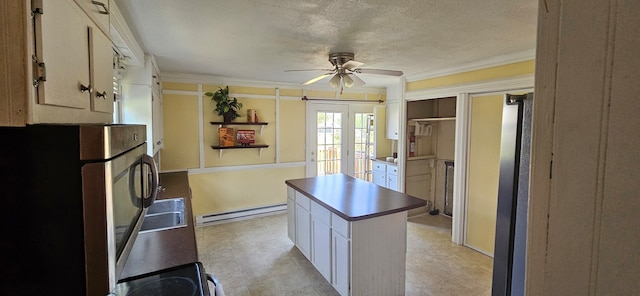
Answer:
[
  {"left": 404, "top": 75, "right": 534, "bottom": 244},
  {"left": 305, "top": 101, "right": 378, "bottom": 178}
]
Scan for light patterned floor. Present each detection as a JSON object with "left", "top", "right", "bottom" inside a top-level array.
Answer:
[{"left": 195, "top": 213, "right": 492, "bottom": 296}]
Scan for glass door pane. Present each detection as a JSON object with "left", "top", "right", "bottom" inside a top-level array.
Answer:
[
  {"left": 316, "top": 111, "right": 343, "bottom": 176},
  {"left": 353, "top": 113, "right": 375, "bottom": 181}
]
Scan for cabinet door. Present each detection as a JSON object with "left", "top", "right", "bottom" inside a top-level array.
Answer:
[
  {"left": 36, "top": 0, "right": 90, "bottom": 109},
  {"left": 295, "top": 204, "right": 311, "bottom": 260},
  {"left": 372, "top": 169, "right": 387, "bottom": 188},
  {"left": 372, "top": 162, "right": 387, "bottom": 187},
  {"left": 89, "top": 26, "right": 114, "bottom": 113},
  {"left": 151, "top": 89, "right": 164, "bottom": 153},
  {"left": 386, "top": 101, "right": 400, "bottom": 140},
  {"left": 287, "top": 198, "right": 296, "bottom": 243},
  {"left": 387, "top": 173, "right": 399, "bottom": 191},
  {"left": 386, "top": 165, "right": 398, "bottom": 190},
  {"left": 332, "top": 231, "right": 350, "bottom": 296},
  {"left": 74, "top": 0, "right": 110, "bottom": 35},
  {"left": 312, "top": 218, "right": 331, "bottom": 282}
]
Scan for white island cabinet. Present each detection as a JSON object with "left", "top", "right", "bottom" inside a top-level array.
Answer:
[{"left": 286, "top": 174, "right": 426, "bottom": 296}]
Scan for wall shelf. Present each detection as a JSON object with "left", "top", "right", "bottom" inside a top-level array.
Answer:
[
  {"left": 210, "top": 122, "right": 268, "bottom": 134},
  {"left": 407, "top": 155, "right": 436, "bottom": 161},
  {"left": 210, "top": 145, "right": 269, "bottom": 158},
  {"left": 408, "top": 117, "right": 456, "bottom": 123}
]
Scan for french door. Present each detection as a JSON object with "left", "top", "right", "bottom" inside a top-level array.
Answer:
[{"left": 306, "top": 103, "right": 375, "bottom": 180}]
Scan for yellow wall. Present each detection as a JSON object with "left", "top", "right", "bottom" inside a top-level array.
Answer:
[
  {"left": 406, "top": 60, "right": 535, "bottom": 92},
  {"left": 465, "top": 94, "right": 503, "bottom": 255},
  {"left": 161, "top": 81, "right": 384, "bottom": 216},
  {"left": 280, "top": 100, "right": 306, "bottom": 162},
  {"left": 375, "top": 105, "right": 392, "bottom": 157},
  {"left": 189, "top": 166, "right": 305, "bottom": 217},
  {"left": 161, "top": 93, "right": 200, "bottom": 170}
]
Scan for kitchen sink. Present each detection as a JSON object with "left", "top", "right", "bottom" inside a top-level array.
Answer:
[
  {"left": 146, "top": 197, "right": 185, "bottom": 215},
  {"left": 139, "top": 198, "right": 187, "bottom": 233}
]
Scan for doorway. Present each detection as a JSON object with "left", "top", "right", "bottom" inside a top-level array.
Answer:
[{"left": 306, "top": 102, "right": 376, "bottom": 180}]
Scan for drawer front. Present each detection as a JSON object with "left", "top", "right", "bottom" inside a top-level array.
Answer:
[
  {"left": 295, "top": 191, "right": 311, "bottom": 210},
  {"left": 331, "top": 213, "right": 350, "bottom": 238},
  {"left": 372, "top": 162, "right": 386, "bottom": 172},
  {"left": 311, "top": 201, "right": 331, "bottom": 225},
  {"left": 387, "top": 164, "right": 398, "bottom": 176}
]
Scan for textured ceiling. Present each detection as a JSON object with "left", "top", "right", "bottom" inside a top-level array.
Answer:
[{"left": 113, "top": 0, "right": 538, "bottom": 88}]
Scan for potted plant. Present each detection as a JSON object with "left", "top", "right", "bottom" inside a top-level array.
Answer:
[{"left": 205, "top": 86, "right": 243, "bottom": 122}]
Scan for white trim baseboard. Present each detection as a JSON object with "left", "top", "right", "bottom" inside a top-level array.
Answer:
[
  {"left": 196, "top": 203, "right": 287, "bottom": 226},
  {"left": 188, "top": 161, "right": 305, "bottom": 175}
]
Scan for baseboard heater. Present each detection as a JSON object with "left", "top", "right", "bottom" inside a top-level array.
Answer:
[{"left": 196, "top": 203, "right": 287, "bottom": 226}]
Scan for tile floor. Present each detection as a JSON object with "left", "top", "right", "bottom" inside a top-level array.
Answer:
[{"left": 195, "top": 213, "right": 492, "bottom": 296}]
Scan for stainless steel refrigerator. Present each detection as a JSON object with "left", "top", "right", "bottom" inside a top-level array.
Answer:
[{"left": 492, "top": 92, "right": 533, "bottom": 296}]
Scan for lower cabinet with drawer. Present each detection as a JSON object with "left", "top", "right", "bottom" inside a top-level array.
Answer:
[{"left": 372, "top": 160, "right": 398, "bottom": 191}]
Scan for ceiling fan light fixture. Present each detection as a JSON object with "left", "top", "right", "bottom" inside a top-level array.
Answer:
[
  {"left": 343, "top": 74, "right": 354, "bottom": 88},
  {"left": 329, "top": 74, "right": 341, "bottom": 88}
]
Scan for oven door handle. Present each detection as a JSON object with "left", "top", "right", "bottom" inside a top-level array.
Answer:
[
  {"left": 206, "top": 273, "right": 225, "bottom": 296},
  {"left": 141, "top": 154, "right": 159, "bottom": 208}
]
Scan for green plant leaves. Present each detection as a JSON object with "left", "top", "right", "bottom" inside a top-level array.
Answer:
[{"left": 204, "top": 85, "right": 243, "bottom": 118}]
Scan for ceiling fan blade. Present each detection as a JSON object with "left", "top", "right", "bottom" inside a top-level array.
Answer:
[
  {"left": 346, "top": 73, "right": 366, "bottom": 87},
  {"left": 303, "top": 73, "right": 333, "bottom": 85},
  {"left": 284, "top": 68, "right": 334, "bottom": 72},
  {"left": 342, "top": 60, "right": 364, "bottom": 70},
  {"left": 354, "top": 68, "right": 404, "bottom": 76}
]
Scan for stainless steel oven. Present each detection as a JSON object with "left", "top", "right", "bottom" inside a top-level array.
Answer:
[
  {"left": 0, "top": 124, "right": 158, "bottom": 296},
  {"left": 81, "top": 124, "right": 159, "bottom": 294}
]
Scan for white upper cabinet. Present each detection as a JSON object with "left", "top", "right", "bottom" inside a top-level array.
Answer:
[
  {"left": 385, "top": 84, "right": 401, "bottom": 140},
  {"left": 0, "top": 0, "right": 115, "bottom": 126},
  {"left": 35, "top": 0, "right": 91, "bottom": 109},
  {"left": 122, "top": 54, "right": 164, "bottom": 156},
  {"left": 35, "top": 0, "right": 114, "bottom": 113},
  {"left": 74, "top": 0, "right": 111, "bottom": 36},
  {"left": 90, "top": 25, "right": 115, "bottom": 113}
]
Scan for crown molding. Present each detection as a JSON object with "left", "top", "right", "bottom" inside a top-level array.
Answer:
[
  {"left": 160, "top": 72, "right": 385, "bottom": 93},
  {"left": 404, "top": 49, "right": 536, "bottom": 83}
]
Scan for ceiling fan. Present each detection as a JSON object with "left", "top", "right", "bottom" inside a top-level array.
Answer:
[{"left": 285, "top": 52, "right": 403, "bottom": 89}]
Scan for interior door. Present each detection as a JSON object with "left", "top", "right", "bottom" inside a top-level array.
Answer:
[{"left": 306, "top": 103, "right": 349, "bottom": 177}]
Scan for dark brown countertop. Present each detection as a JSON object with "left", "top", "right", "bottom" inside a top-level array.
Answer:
[
  {"left": 120, "top": 171, "right": 198, "bottom": 279},
  {"left": 285, "top": 174, "right": 426, "bottom": 221}
]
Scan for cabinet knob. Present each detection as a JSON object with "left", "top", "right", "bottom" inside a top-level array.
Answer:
[
  {"left": 80, "top": 84, "right": 93, "bottom": 94},
  {"left": 96, "top": 91, "right": 107, "bottom": 99}
]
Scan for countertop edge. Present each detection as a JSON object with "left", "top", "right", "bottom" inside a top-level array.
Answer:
[{"left": 285, "top": 176, "right": 426, "bottom": 222}]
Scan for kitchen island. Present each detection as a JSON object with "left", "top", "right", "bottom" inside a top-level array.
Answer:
[{"left": 285, "top": 174, "right": 427, "bottom": 296}]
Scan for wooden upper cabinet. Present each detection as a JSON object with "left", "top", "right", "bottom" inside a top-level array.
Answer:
[
  {"left": 35, "top": 0, "right": 91, "bottom": 109},
  {"left": 0, "top": 0, "right": 115, "bottom": 126},
  {"left": 90, "top": 26, "right": 115, "bottom": 113}
]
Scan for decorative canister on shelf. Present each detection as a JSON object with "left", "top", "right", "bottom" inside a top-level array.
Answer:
[{"left": 247, "top": 109, "right": 256, "bottom": 122}]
